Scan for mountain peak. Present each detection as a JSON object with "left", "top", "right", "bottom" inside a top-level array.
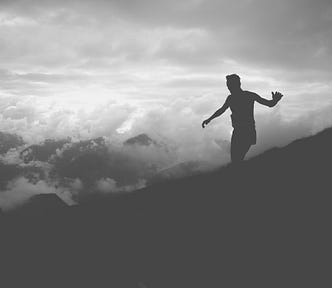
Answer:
[
  {"left": 20, "top": 193, "right": 68, "bottom": 213},
  {"left": 124, "top": 133, "right": 158, "bottom": 146}
]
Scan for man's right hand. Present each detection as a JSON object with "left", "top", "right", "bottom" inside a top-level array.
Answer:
[
  {"left": 272, "top": 91, "right": 283, "bottom": 102},
  {"left": 202, "top": 118, "right": 210, "bottom": 128}
]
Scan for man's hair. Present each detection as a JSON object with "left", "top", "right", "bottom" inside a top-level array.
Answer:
[{"left": 226, "top": 74, "right": 241, "bottom": 85}]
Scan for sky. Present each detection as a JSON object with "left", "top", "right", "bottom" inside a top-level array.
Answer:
[{"left": 0, "top": 0, "right": 332, "bottom": 160}]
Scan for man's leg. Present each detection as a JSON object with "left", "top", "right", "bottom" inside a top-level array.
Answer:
[
  {"left": 231, "top": 131, "right": 251, "bottom": 163},
  {"left": 231, "top": 143, "right": 251, "bottom": 163},
  {"left": 231, "top": 131, "right": 241, "bottom": 163},
  {"left": 238, "top": 142, "right": 251, "bottom": 161}
]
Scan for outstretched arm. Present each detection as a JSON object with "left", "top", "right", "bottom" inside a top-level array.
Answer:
[
  {"left": 202, "top": 97, "right": 230, "bottom": 128},
  {"left": 254, "top": 91, "right": 283, "bottom": 107}
]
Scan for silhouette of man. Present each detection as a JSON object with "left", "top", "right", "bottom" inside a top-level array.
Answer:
[{"left": 202, "top": 74, "right": 283, "bottom": 163}]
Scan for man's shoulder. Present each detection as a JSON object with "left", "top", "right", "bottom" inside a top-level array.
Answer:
[
  {"left": 243, "top": 90, "right": 258, "bottom": 99},
  {"left": 243, "top": 90, "right": 257, "bottom": 95}
]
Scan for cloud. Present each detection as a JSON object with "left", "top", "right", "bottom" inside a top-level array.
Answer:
[
  {"left": 0, "top": 96, "right": 136, "bottom": 143},
  {"left": 127, "top": 95, "right": 232, "bottom": 165},
  {"left": 249, "top": 102, "right": 332, "bottom": 157},
  {"left": 96, "top": 177, "right": 146, "bottom": 194},
  {"left": 1, "top": 99, "right": 332, "bottom": 212},
  {"left": 0, "top": 0, "right": 331, "bottom": 124},
  {"left": 1, "top": 87, "right": 332, "bottom": 170},
  {"left": 0, "top": 177, "right": 75, "bottom": 211},
  {"left": 1, "top": 0, "right": 331, "bottom": 73}
]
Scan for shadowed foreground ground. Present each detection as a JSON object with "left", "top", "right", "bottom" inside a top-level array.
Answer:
[{"left": 1, "top": 128, "right": 332, "bottom": 288}]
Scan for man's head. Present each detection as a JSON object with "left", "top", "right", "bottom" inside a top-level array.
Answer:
[{"left": 226, "top": 74, "right": 241, "bottom": 93}]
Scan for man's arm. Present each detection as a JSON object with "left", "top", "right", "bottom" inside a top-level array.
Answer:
[
  {"left": 202, "top": 97, "right": 230, "bottom": 128},
  {"left": 254, "top": 91, "right": 283, "bottom": 107}
]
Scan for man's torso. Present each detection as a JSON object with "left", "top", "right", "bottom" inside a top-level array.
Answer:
[{"left": 228, "top": 90, "right": 256, "bottom": 129}]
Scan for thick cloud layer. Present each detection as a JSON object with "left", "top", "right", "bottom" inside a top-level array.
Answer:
[{"left": 1, "top": 100, "right": 332, "bottom": 211}]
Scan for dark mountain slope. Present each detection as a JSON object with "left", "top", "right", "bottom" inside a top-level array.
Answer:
[
  {"left": 2, "top": 127, "right": 332, "bottom": 288},
  {"left": 20, "top": 138, "right": 70, "bottom": 163},
  {"left": 0, "top": 131, "right": 24, "bottom": 154}
]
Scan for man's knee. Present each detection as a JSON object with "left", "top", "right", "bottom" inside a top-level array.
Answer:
[
  {"left": 231, "top": 143, "right": 251, "bottom": 163},
  {"left": 231, "top": 149, "right": 243, "bottom": 163}
]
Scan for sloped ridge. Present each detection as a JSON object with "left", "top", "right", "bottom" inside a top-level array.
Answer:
[{"left": 2, "top": 127, "right": 332, "bottom": 288}]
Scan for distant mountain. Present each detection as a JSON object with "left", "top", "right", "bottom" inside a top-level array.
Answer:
[
  {"left": 124, "top": 133, "right": 158, "bottom": 146},
  {"left": 0, "top": 131, "right": 25, "bottom": 187},
  {"left": 18, "top": 193, "right": 68, "bottom": 213},
  {"left": 0, "top": 131, "right": 24, "bottom": 154},
  {"left": 20, "top": 138, "right": 71, "bottom": 163},
  {"left": 51, "top": 135, "right": 164, "bottom": 193},
  {"left": 2, "top": 127, "right": 332, "bottom": 287},
  {"left": 0, "top": 162, "right": 21, "bottom": 188},
  {"left": 2, "top": 134, "right": 173, "bottom": 196},
  {"left": 51, "top": 137, "right": 111, "bottom": 187}
]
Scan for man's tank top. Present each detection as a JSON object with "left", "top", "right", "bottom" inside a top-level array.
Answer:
[{"left": 227, "top": 90, "right": 256, "bottom": 129}]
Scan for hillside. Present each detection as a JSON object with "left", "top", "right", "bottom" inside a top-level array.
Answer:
[{"left": 2, "top": 127, "right": 332, "bottom": 288}]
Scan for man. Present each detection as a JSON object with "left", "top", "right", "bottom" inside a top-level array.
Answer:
[{"left": 202, "top": 74, "right": 283, "bottom": 163}]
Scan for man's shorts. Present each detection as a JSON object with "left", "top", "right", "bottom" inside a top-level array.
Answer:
[{"left": 232, "top": 126, "right": 257, "bottom": 146}]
